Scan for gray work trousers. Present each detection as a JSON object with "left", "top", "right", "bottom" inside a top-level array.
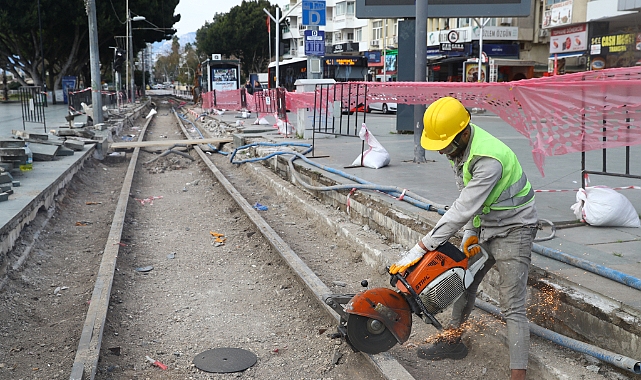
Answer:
[{"left": 449, "top": 225, "right": 537, "bottom": 370}]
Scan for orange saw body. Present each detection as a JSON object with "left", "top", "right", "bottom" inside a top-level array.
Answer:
[{"left": 325, "top": 241, "right": 488, "bottom": 354}]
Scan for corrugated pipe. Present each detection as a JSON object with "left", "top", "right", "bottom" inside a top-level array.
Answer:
[
  {"left": 532, "top": 243, "right": 641, "bottom": 291},
  {"left": 475, "top": 299, "right": 641, "bottom": 375}
]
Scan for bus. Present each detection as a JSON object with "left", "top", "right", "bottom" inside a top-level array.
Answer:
[{"left": 268, "top": 57, "right": 307, "bottom": 91}]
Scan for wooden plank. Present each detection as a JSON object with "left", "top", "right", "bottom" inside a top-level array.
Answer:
[{"left": 110, "top": 138, "right": 232, "bottom": 149}]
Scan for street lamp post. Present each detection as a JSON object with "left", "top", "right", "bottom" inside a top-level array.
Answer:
[{"left": 126, "top": 0, "right": 145, "bottom": 103}]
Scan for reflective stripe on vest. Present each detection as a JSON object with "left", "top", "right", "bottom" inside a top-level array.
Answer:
[{"left": 462, "top": 125, "right": 534, "bottom": 228}]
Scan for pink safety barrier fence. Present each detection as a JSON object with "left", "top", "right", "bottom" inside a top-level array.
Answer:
[{"left": 201, "top": 66, "right": 641, "bottom": 175}]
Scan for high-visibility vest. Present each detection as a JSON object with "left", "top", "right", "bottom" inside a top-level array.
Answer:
[{"left": 462, "top": 124, "right": 535, "bottom": 228}]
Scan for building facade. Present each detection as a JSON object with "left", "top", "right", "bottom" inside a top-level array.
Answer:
[{"left": 275, "top": 0, "right": 640, "bottom": 83}]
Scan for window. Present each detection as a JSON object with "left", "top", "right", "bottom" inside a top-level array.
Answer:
[
  {"left": 355, "top": 28, "right": 362, "bottom": 42},
  {"left": 373, "top": 20, "right": 382, "bottom": 40},
  {"left": 336, "top": 2, "right": 346, "bottom": 16},
  {"left": 347, "top": 32, "right": 354, "bottom": 41},
  {"left": 347, "top": 1, "right": 355, "bottom": 15},
  {"left": 458, "top": 18, "right": 470, "bottom": 27},
  {"left": 335, "top": 32, "right": 342, "bottom": 42}
]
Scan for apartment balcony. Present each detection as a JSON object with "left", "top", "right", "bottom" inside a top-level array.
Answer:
[{"left": 332, "top": 15, "right": 357, "bottom": 30}]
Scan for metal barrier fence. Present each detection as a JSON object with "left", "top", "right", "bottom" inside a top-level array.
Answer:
[
  {"left": 18, "top": 86, "right": 47, "bottom": 131},
  {"left": 252, "top": 88, "right": 287, "bottom": 120},
  {"left": 581, "top": 140, "right": 641, "bottom": 187},
  {"left": 312, "top": 82, "right": 368, "bottom": 163}
]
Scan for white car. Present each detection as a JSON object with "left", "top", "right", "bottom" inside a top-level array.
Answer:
[{"left": 367, "top": 102, "right": 397, "bottom": 114}]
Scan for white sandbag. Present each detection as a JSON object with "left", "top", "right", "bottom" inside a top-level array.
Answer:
[
  {"left": 275, "top": 118, "right": 293, "bottom": 135},
  {"left": 570, "top": 186, "right": 640, "bottom": 227},
  {"left": 351, "top": 123, "right": 390, "bottom": 169},
  {"left": 254, "top": 117, "right": 270, "bottom": 125}
]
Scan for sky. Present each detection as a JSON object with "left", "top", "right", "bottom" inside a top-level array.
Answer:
[{"left": 173, "top": 0, "right": 245, "bottom": 35}]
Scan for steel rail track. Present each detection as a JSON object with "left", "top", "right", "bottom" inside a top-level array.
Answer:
[{"left": 65, "top": 98, "right": 413, "bottom": 380}]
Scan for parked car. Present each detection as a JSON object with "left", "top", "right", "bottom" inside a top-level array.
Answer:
[{"left": 367, "top": 102, "right": 397, "bottom": 114}]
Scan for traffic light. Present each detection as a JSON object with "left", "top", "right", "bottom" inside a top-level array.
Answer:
[{"left": 114, "top": 49, "right": 126, "bottom": 71}]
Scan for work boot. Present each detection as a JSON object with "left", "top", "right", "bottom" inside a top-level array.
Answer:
[{"left": 417, "top": 336, "right": 468, "bottom": 361}]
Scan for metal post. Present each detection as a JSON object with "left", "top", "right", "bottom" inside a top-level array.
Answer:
[
  {"left": 413, "top": 0, "right": 428, "bottom": 163},
  {"left": 276, "top": 7, "right": 280, "bottom": 88},
  {"left": 126, "top": 1, "right": 130, "bottom": 102},
  {"left": 474, "top": 17, "right": 489, "bottom": 82},
  {"left": 86, "top": 0, "right": 103, "bottom": 122},
  {"left": 141, "top": 45, "right": 146, "bottom": 97},
  {"left": 383, "top": 20, "right": 386, "bottom": 82},
  {"left": 37, "top": 0, "right": 46, "bottom": 93},
  {"left": 128, "top": 11, "right": 136, "bottom": 103}
]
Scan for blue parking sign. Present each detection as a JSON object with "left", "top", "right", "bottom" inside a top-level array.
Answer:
[
  {"left": 304, "top": 30, "right": 325, "bottom": 56},
  {"left": 302, "top": 0, "right": 326, "bottom": 26}
]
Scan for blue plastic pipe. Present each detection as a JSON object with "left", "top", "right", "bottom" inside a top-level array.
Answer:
[
  {"left": 532, "top": 243, "right": 641, "bottom": 291},
  {"left": 475, "top": 299, "right": 641, "bottom": 375},
  {"left": 229, "top": 143, "right": 448, "bottom": 215}
]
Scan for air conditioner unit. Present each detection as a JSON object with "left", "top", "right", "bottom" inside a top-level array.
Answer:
[
  {"left": 500, "top": 17, "right": 512, "bottom": 26},
  {"left": 370, "top": 39, "right": 379, "bottom": 47},
  {"left": 212, "top": 54, "right": 222, "bottom": 60},
  {"left": 538, "top": 29, "right": 548, "bottom": 38}
]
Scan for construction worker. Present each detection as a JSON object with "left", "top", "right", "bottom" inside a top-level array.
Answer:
[{"left": 389, "top": 96, "right": 538, "bottom": 380}]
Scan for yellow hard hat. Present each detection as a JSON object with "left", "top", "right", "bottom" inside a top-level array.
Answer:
[{"left": 421, "top": 97, "right": 470, "bottom": 151}]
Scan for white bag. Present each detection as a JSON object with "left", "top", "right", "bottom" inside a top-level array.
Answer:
[
  {"left": 571, "top": 186, "right": 640, "bottom": 227},
  {"left": 351, "top": 123, "right": 390, "bottom": 169}
]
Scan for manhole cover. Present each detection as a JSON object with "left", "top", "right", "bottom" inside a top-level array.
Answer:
[{"left": 193, "top": 348, "right": 257, "bottom": 373}]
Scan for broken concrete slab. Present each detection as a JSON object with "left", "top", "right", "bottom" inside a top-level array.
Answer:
[
  {"left": 0, "top": 139, "right": 26, "bottom": 148},
  {"left": 29, "top": 142, "right": 60, "bottom": 161},
  {"left": 11, "top": 130, "right": 49, "bottom": 141},
  {"left": 0, "top": 147, "right": 27, "bottom": 157},
  {"left": 63, "top": 139, "right": 85, "bottom": 151},
  {"left": 55, "top": 146, "right": 75, "bottom": 156},
  {"left": 0, "top": 172, "right": 13, "bottom": 184}
]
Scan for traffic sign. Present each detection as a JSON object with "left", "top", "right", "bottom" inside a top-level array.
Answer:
[
  {"left": 302, "top": 0, "right": 326, "bottom": 26},
  {"left": 304, "top": 30, "right": 325, "bottom": 56}
]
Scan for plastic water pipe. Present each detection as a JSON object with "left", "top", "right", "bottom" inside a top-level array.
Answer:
[
  {"left": 532, "top": 243, "right": 641, "bottom": 291},
  {"left": 475, "top": 299, "right": 641, "bottom": 375},
  {"left": 229, "top": 142, "right": 448, "bottom": 215}
]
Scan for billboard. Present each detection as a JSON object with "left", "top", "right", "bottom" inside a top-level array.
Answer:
[
  {"left": 212, "top": 68, "right": 239, "bottom": 91},
  {"left": 356, "top": 0, "right": 532, "bottom": 19}
]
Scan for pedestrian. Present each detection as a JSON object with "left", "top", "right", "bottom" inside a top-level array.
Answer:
[
  {"left": 254, "top": 80, "right": 263, "bottom": 91},
  {"left": 245, "top": 80, "right": 253, "bottom": 95},
  {"left": 389, "top": 96, "right": 538, "bottom": 380}
]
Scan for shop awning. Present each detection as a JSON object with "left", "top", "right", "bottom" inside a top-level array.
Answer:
[
  {"left": 491, "top": 59, "right": 537, "bottom": 67},
  {"left": 548, "top": 52, "right": 586, "bottom": 59},
  {"left": 368, "top": 61, "right": 384, "bottom": 67}
]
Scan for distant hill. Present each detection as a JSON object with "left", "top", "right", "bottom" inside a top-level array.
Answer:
[{"left": 151, "top": 32, "right": 196, "bottom": 55}]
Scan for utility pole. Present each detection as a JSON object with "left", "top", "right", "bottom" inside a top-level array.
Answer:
[
  {"left": 413, "top": 0, "right": 428, "bottom": 163},
  {"left": 265, "top": 3, "right": 302, "bottom": 88},
  {"left": 86, "top": 0, "right": 103, "bottom": 122}
]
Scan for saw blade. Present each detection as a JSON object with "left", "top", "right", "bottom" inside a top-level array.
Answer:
[{"left": 346, "top": 314, "right": 398, "bottom": 354}]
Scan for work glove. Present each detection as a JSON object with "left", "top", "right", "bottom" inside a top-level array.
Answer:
[
  {"left": 389, "top": 244, "right": 426, "bottom": 274},
  {"left": 461, "top": 229, "right": 481, "bottom": 258}
]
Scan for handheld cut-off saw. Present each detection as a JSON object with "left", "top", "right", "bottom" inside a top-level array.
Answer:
[{"left": 325, "top": 241, "right": 487, "bottom": 354}]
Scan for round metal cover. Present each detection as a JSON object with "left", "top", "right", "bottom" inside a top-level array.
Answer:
[{"left": 193, "top": 348, "right": 257, "bottom": 373}]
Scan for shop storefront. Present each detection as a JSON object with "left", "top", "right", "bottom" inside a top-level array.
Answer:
[
  {"left": 426, "top": 26, "right": 524, "bottom": 82},
  {"left": 547, "top": 23, "right": 589, "bottom": 75},
  {"left": 589, "top": 32, "right": 641, "bottom": 70}
]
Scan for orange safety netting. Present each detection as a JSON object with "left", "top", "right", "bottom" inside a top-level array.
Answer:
[{"left": 201, "top": 66, "right": 641, "bottom": 175}]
